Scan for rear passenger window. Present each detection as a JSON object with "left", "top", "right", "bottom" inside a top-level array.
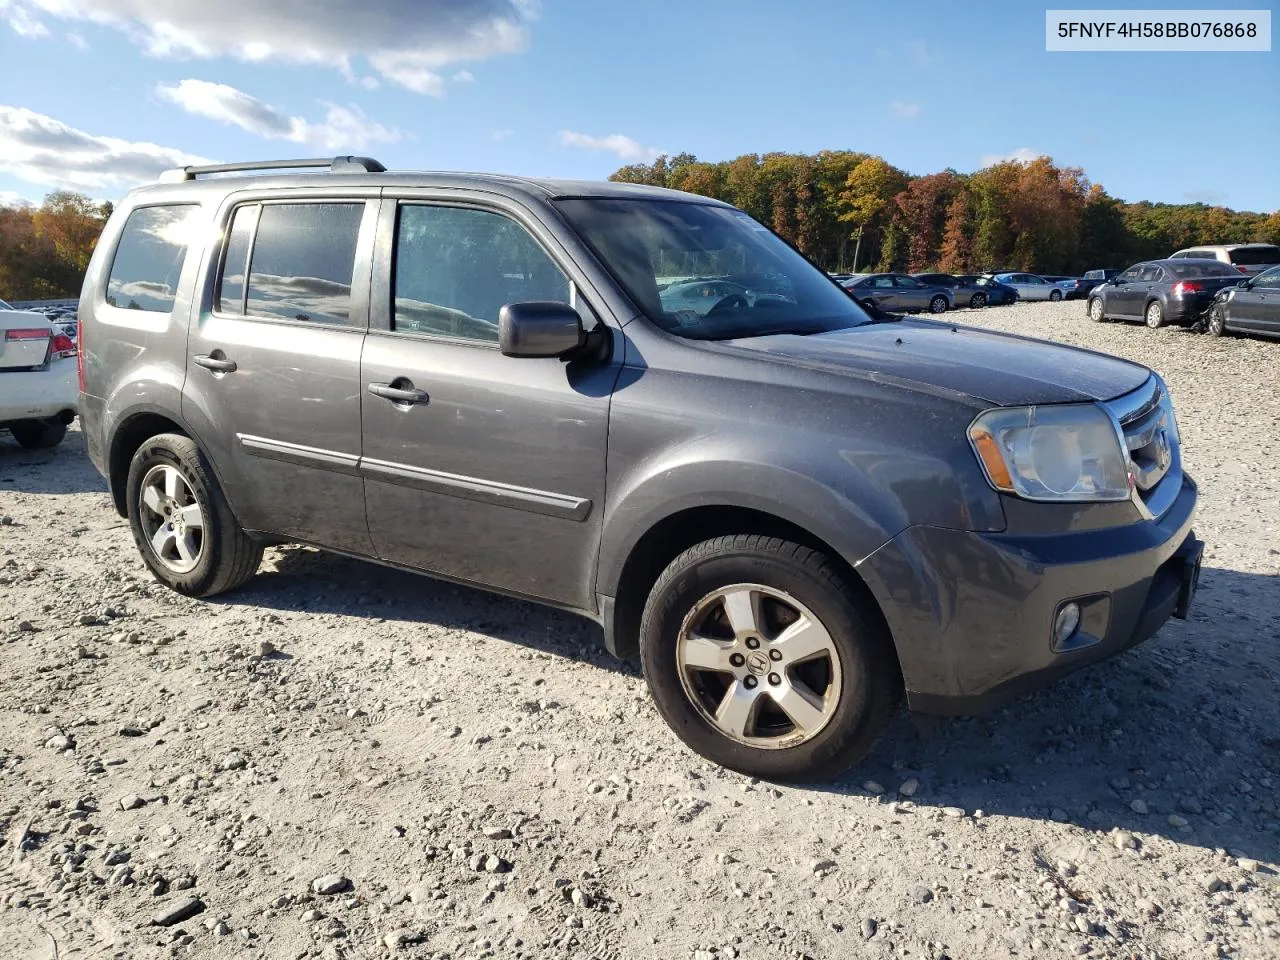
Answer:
[
  {"left": 217, "top": 204, "right": 257, "bottom": 315},
  {"left": 243, "top": 202, "right": 363, "bottom": 326},
  {"left": 105, "top": 204, "right": 200, "bottom": 313},
  {"left": 393, "top": 204, "right": 570, "bottom": 342}
]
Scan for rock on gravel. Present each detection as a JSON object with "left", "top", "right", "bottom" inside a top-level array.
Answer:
[
  {"left": 311, "top": 874, "right": 351, "bottom": 895},
  {"left": 152, "top": 897, "right": 205, "bottom": 927}
]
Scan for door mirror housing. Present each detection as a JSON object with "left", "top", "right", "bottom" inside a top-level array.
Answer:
[
  {"left": 1110, "top": 276, "right": 1126, "bottom": 286},
  {"left": 499, "top": 301, "right": 586, "bottom": 358}
]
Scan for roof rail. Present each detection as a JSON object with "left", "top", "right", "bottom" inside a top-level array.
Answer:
[{"left": 157, "top": 156, "right": 386, "bottom": 183}]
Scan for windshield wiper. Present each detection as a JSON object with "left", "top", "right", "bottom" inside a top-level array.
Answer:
[{"left": 705, "top": 325, "right": 829, "bottom": 341}]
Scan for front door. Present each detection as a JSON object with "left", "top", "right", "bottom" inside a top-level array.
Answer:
[
  {"left": 359, "top": 197, "right": 619, "bottom": 608},
  {"left": 1108, "top": 265, "right": 1147, "bottom": 317},
  {"left": 891, "top": 275, "right": 928, "bottom": 310},
  {"left": 183, "top": 195, "right": 378, "bottom": 554},
  {"left": 1232, "top": 271, "right": 1280, "bottom": 333}
]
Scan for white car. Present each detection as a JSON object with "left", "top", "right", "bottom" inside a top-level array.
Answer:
[
  {"left": 990, "top": 272, "right": 1068, "bottom": 302},
  {"left": 0, "top": 298, "right": 78, "bottom": 448}
]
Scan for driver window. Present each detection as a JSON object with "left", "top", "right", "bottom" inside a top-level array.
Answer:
[
  {"left": 393, "top": 203, "right": 570, "bottom": 342},
  {"left": 1119, "top": 266, "right": 1143, "bottom": 281}
]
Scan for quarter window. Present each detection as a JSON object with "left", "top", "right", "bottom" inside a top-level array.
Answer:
[
  {"left": 105, "top": 204, "right": 200, "bottom": 313},
  {"left": 217, "top": 204, "right": 257, "bottom": 315},
  {"left": 237, "top": 202, "right": 364, "bottom": 326},
  {"left": 393, "top": 204, "right": 570, "bottom": 343}
]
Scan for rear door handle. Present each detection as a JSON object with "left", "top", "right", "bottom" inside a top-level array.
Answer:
[
  {"left": 193, "top": 354, "right": 237, "bottom": 373},
  {"left": 368, "top": 382, "right": 430, "bottom": 405}
]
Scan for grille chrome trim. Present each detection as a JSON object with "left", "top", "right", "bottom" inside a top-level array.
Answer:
[{"left": 1103, "top": 375, "right": 1181, "bottom": 520}]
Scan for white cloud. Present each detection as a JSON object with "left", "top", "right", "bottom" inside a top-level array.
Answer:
[
  {"left": 559, "top": 130, "right": 663, "bottom": 163},
  {"left": 980, "top": 147, "right": 1044, "bottom": 167},
  {"left": 905, "top": 39, "right": 936, "bottom": 65},
  {"left": 1, "top": 0, "right": 532, "bottom": 94},
  {"left": 0, "top": 104, "right": 209, "bottom": 191},
  {"left": 157, "top": 79, "right": 401, "bottom": 151},
  {"left": 452, "top": 69, "right": 475, "bottom": 83},
  {"left": 489, "top": 127, "right": 515, "bottom": 140},
  {"left": 0, "top": 189, "right": 35, "bottom": 208},
  {"left": 66, "top": 30, "right": 86, "bottom": 48},
  {"left": 889, "top": 99, "right": 920, "bottom": 119}
]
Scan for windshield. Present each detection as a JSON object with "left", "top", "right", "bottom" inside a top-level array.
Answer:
[
  {"left": 1169, "top": 261, "right": 1238, "bottom": 278},
  {"left": 1229, "top": 246, "right": 1280, "bottom": 266},
  {"left": 555, "top": 198, "right": 871, "bottom": 339},
  {"left": 0, "top": 298, "right": 12, "bottom": 310}
]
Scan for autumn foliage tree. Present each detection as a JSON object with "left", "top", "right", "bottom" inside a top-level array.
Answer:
[{"left": 0, "top": 191, "right": 110, "bottom": 299}]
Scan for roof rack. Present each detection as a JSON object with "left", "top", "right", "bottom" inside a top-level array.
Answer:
[{"left": 157, "top": 156, "right": 386, "bottom": 183}]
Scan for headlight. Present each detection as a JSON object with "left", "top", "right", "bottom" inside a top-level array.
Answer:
[{"left": 968, "top": 404, "right": 1130, "bottom": 502}]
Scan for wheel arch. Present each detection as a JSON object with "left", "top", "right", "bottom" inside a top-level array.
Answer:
[
  {"left": 106, "top": 408, "right": 192, "bottom": 516},
  {"left": 601, "top": 502, "right": 898, "bottom": 673}
]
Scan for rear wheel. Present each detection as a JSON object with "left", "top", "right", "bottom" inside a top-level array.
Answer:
[
  {"left": 1088, "top": 298, "right": 1106, "bottom": 323},
  {"left": 1145, "top": 300, "right": 1166, "bottom": 329},
  {"left": 1205, "top": 303, "right": 1227, "bottom": 337},
  {"left": 640, "top": 535, "right": 901, "bottom": 782},
  {"left": 929, "top": 295, "right": 948, "bottom": 314},
  {"left": 969, "top": 292, "right": 988, "bottom": 309},
  {"left": 9, "top": 418, "right": 67, "bottom": 449},
  {"left": 125, "top": 433, "right": 262, "bottom": 597},
  {"left": 1049, "top": 289, "right": 1063, "bottom": 302}
]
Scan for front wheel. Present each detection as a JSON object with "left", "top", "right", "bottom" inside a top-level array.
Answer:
[
  {"left": 639, "top": 535, "right": 901, "bottom": 782},
  {"left": 969, "top": 292, "right": 988, "bottom": 309},
  {"left": 929, "top": 295, "right": 948, "bottom": 314},
  {"left": 125, "top": 432, "right": 263, "bottom": 597},
  {"left": 1205, "top": 303, "right": 1227, "bottom": 337},
  {"left": 9, "top": 418, "right": 67, "bottom": 449},
  {"left": 1145, "top": 300, "right": 1166, "bottom": 329},
  {"left": 1049, "top": 289, "right": 1063, "bottom": 302},
  {"left": 1088, "top": 298, "right": 1106, "bottom": 323}
]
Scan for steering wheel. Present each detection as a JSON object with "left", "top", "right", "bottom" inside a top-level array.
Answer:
[{"left": 705, "top": 293, "right": 749, "bottom": 317}]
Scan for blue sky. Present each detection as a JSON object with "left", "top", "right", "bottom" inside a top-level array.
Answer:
[{"left": 0, "top": 0, "right": 1276, "bottom": 210}]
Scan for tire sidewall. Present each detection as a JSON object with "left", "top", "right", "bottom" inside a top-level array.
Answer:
[
  {"left": 970, "top": 293, "right": 987, "bottom": 309},
  {"left": 1049, "top": 289, "right": 1062, "bottom": 302},
  {"left": 125, "top": 436, "right": 226, "bottom": 596},
  {"left": 1089, "top": 298, "right": 1105, "bottom": 322},
  {"left": 11, "top": 418, "right": 66, "bottom": 449},
  {"left": 1145, "top": 300, "right": 1165, "bottom": 328},
  {"left": 641, "top": 546, "right": 884, "bottom": 781}
]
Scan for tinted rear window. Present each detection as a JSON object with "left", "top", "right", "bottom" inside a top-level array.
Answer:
[
  {"left": 245, "top": 203, "right": 363, "bottom": 325},
  {"left": 106, "top": 204, "right": 200, "bottom": 313},
  {"left": 1169, "top": 261, "right": 1237, "bottom": 278},
  {"left": 1229, "top": 246, "right": 1280, "bottom": 266}
]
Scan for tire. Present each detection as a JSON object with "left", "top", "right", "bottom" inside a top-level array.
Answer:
[
  {"left": 969, "top": 292, "right": 988, "bottom": 309},
  {"left": 928, "top": 295, "right": 948, "bottom": 314},
  {"left": 1088, "top": 298, "right": 1106, "bottom": 323},
  {"left": 859, "top": 298, "right": 877, "bottom": 313},
  {"left": 639, "top": 535, "right": 901, "bottom": 782},
  {"left": 9, "top": 418, "right": 67, "bottom": 449},
  {"left": 1205, "top": 303, "right": 1227, "bottom": 337},
  {"left": 1145, "top": 300, "right": 1166, "bottom": 329},
  {"left": 125, "top": 432, "right": 262, "bottom": 597},
  {"left": 1049, "top": 289, "right": 1063, "bottom": 302}
]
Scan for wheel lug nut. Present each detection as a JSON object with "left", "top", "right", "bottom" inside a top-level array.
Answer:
[
  {"left": 729, "top": 653, "right": 745, "bottom": 668},
  {"left": 745, "top": 637, "right": 760, "bottom": 650},
  {"left": 743, "top": 676, "right": 758, "bottom": 689},
  {"left": 769, "top": 649, "right": 782, "bottom": 661},
  {"left": 768, "top": 673, "right": 781, "bottom": 686}
]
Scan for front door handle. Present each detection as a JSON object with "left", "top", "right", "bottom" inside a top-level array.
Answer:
[
  {"left": 368, "top": 382, "right": 430, "bottom": 405},
  {"left": 193, "top": 353, "right": 237, "bottom": 373}
]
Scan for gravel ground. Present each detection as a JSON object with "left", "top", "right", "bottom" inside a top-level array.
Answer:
[{"left": 1, "top": 300, "right": 1277, "bottom": 960}]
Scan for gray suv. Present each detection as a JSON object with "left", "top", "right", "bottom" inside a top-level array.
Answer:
[{"left": 78, "top": 157, "right": 1204, "bottom": 781}]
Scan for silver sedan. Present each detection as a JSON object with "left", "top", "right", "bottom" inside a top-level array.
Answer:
[{"left": 840, "top": 273, "right": 953, "bottom": 313}]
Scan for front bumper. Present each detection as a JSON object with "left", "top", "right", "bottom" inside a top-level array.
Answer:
[
  {"left": 0, "top": 361, "right": 78, "bottom": 424},
  {"left": 859, "top": 474, "right": 1199, "bottom": 714}
]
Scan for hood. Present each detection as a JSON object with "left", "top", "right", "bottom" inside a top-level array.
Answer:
[{"left": 722, "top": 319, "right": 1151, "bottom": 407}]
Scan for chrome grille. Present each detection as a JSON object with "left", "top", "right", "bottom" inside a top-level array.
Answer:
[{"left": 1105, "top": 376, "right": 1180, "bottom": 513}]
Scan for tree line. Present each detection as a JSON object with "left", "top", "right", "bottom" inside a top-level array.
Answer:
[
  {"left": 610, "top": 151, "right": 1280, "bottom": 275},
  {"left": 0, "top": 192, "right": 113, "bottom": 301}
]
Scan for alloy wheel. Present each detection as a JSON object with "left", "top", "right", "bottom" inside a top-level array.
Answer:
[
  {"left": 138, "top": 464, "right": 205, "bottom": 574},
  {"left": 970, "top": 293, "right": 988, "bottom": 309},
  {"left": 676, "top": 583, "right": 843, "bottom": 749},
  {"left": 1090, "top": 298, "right": 1105, "bottom": 322}
]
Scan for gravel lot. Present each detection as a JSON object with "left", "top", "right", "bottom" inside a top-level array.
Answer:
[{"left": 1, "top": 301, "right": 1277, "bottom": 960}]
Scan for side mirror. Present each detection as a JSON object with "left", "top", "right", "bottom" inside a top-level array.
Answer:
[
  {"left": 499, "top": 301, "right": 586, "bottom": 358},
  {"left": 1237, "top": 279, "right": 1252, "bottom": 289},
  {"left": 1111, "top": 276, "right": 1126, "bottom": 285}
]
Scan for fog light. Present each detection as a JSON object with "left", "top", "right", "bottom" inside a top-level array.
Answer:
[{"left": 1054, "top": 602, "right": 1081, "bottom": 646}]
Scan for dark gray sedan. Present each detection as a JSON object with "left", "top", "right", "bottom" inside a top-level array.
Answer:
[
  {"left": 841, "top": 273, "right": 952, "bottom": 313},
  {"left": 1205, "top": 264, "right": 1280, "bottom": 339}
]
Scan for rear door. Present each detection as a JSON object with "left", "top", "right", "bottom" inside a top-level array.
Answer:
[
  {"left": 1232, "top": 270, "right": 1280, "bottom": 332},
  {"left": 182, "top": 193, "right": 378, "bottom": 553},
  {"left": 359, "top": 194, "right": 620, "bottom": 608},
  {"left": 863, "top": 275, "right": 897, "bottom": 309},
  {"left": 891, "top": 275, "right": 928, "bottom": 309}
]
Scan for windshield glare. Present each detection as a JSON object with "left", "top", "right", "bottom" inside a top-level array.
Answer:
[{"left": 555, "top": 198, "right": 871, "bottom": 339}]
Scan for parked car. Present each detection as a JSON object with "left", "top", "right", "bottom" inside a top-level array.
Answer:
[
  {"left": 912, "top": 273, "right": 1015, "bottom": 308},
  {"left": 990, "top": 272, "right": 1067, "bottom": 301},
  {"left": 840, "top": 273, "right": 952, "bottom": 313},
  {"left": 1168, "top": 243, "right": 1280, "bottom": 277},
  {"left": 659, "top": 279, "right": 793, "bottom": 316},
  {"left": 1204, "top": 264, "right": 1280, "bottom": 338},
  {"left": 78, "top": 156, "right": 1203, "bottom": 781},
  {"left": 1077, "top": 269, "right": 1120, "bottom": 299},
  {"left": 0, "top": 299, "right": 78, "bottom": 448},
  {"left": 1086, "top": 259, "right": 1244, "bottom": 328},
  {"left": 1041, "top": 275, "right": 1088, "bottom": 300},
  {"left": 956, "top": 275, "right": 1019, "bottom": 306}
]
